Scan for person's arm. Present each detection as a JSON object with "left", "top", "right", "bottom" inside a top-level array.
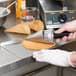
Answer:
[
  {"left": 33, "top": 49, "right": 76, "bottom": 67},
  {"left": 55, "top": 20, "right": 76, "bottom": 42},
  {"left": 70, "top": 51, "right": 76, "bottom": 67},
  {"left": 33, "top": 20, "right": 76, "bottom": 67}
]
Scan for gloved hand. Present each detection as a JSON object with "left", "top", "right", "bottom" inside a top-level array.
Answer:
[
  {"left": 33, "top": 49, "right": 74, "bottom": 67},
  {"left": 55, "top": 20, "right": 76, "bottom": 42}
]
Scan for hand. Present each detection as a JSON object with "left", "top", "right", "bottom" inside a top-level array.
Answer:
[
  {"left": 55, "top": 20, "right": 76, "bottom": 42},
  {"left": 33, "top": 49, "right": 72, "bottom": 67}
]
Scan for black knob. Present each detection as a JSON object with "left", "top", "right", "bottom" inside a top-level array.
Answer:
[{"left": 58, "top": 14, "right": 67, "bottom": 23}]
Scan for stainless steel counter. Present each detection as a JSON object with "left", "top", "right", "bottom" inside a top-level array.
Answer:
[
  {"left": 0, "top": 14, "right": 76, "bottom": 76},
  {"left": 0, "top": 14, "right": 48, "bottom": 76}
]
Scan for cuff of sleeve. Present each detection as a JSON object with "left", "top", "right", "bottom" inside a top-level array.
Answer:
[{"left": 68, "top": 52, "right": 76, "bottom": 67}]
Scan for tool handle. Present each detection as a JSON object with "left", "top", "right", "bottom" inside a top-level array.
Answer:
[
  {"left": 54, "top": 31, "right": 70, "bottom": 39},
  {"left": 7, "top": 1, "right": 16, "bottom": 9}
]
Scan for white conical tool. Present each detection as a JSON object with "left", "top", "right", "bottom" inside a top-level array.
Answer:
[{"left": 26, "top": 29, "right": 70, "bottom": 43}]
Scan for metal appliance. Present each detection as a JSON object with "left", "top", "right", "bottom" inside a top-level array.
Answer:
[
  {"left": 39, "top": 0, "right": 76, "bottom": 29},
  {"left": 26, "top": 0, "right": 40, "bottom": 20}
]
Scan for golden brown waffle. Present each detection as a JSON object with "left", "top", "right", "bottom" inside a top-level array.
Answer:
[{"left": 22, "top": 40, "right": 56, "bottom": 51}]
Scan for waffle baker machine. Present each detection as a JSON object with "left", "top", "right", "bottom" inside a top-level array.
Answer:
[{"left": 39, "top": 0, "right": 76, "bottom": 29}]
